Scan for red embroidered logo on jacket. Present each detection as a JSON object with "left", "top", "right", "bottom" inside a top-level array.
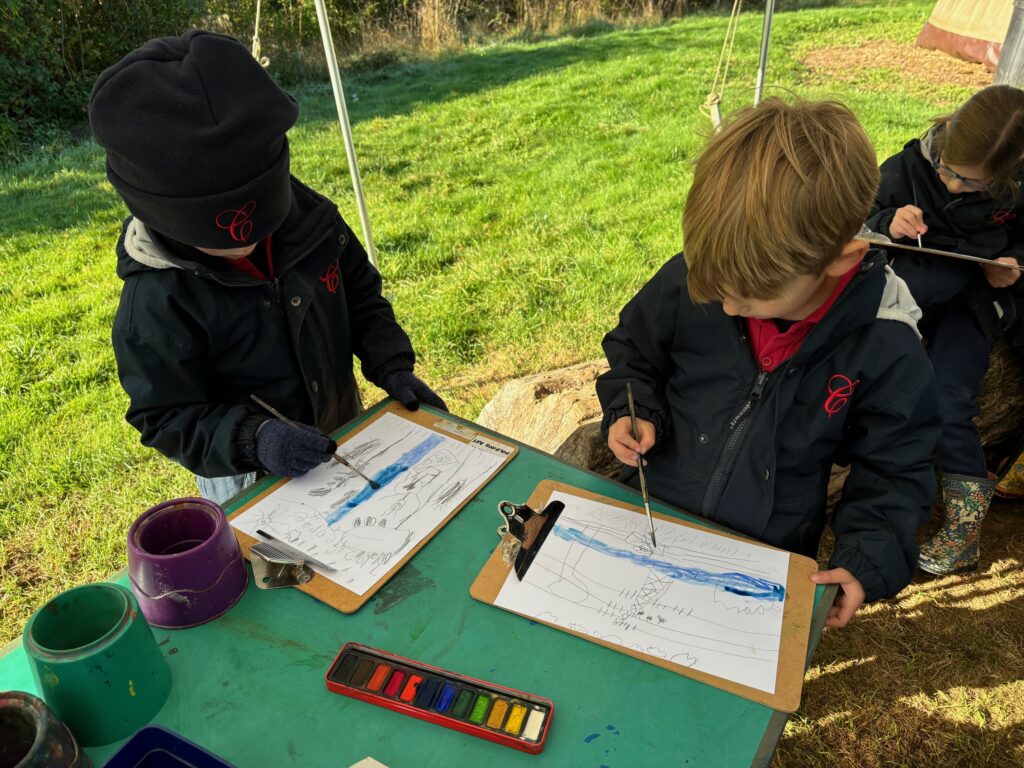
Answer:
[
  {"left": 320, "top": 259, "right": 340, "bottom": 294},
  {"left": 215, "top": 200, "right": 257, "bottom": 242},
  {"left": 991, "top": 209, "right": 1017, "bottom": 226},
  {"left": 824, "top": 374, "right": 859, "bottom": 418}
]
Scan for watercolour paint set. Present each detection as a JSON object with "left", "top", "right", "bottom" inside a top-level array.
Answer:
[{"left": 325, "top": 642, "right": 554, "bottom": 754}]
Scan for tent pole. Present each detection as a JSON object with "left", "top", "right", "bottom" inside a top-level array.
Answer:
[
  {"left": 753, "top": 0, "right": 776, "bottom": 105},
  {"left": 996, "top": 0, "right": 1024, "bottom": 87},
  {"left": 312, "top": 0, "right": 378, "bottom": 268}
]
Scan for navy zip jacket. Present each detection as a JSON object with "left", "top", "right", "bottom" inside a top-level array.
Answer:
[
  {"left": 112, "top": 177, "right": 416, "bottom": 477},
  {"left": 597, "top": 251, "right": 941, "bottom": 602},
  {"left": 865, "top": 126, "right": 1024, "bottom": 343}
]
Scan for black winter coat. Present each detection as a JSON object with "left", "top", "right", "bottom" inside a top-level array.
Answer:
[
  {"left": 112, "top": 178, "right": 415, "bottom": 477},
  {"left": 597, "top": 252, "right": 941, "bottom": 603},
  {"left": 865, "top": 128, "right": 1024, "bottom": 343}
]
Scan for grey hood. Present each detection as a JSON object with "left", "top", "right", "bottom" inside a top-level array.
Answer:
[
  {"left": 122, "top": 218, "right": 180, "bottom": 270},
  {"left": 877, "top": 265, "right": 923, "bottom": 338}
]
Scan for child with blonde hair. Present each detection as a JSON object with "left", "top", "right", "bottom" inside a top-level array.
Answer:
[{"left": 599, "top": 98, "right": 941, "bottom": 627}]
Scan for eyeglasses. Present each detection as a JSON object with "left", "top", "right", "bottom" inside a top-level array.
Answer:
[{"left": 932, "top": 158, "right": 989, "bottom": 192}]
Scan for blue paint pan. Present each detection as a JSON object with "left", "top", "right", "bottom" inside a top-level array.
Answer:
[{"left": 103, "top": 726, "right": 234, "bottom": 768}]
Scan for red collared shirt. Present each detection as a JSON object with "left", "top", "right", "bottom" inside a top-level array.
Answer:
[
  {"left": 228, "top": 237, "right": 275, "bottom": 281},
  {"left": 744, "top": 263, "right": 860, "bottom": 372}
]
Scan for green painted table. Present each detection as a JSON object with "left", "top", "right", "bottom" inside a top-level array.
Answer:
[{"left": 0, "top": 400, "right": 832, "bottom": 767}]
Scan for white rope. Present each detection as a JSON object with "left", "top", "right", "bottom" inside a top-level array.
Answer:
[
  {"left": 252, "top": 0, "right": 270, "bottom": 68},
  {"left": 702, "top": 0, "right": 743, "bottom": 128}
]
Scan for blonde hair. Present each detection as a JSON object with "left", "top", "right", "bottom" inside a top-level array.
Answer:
[
  {"left": 932, "top": 84, "right": 1024, "bottom": 202},
  {"left": 683, "top": 97, "right": 879, "bottom": 303}
]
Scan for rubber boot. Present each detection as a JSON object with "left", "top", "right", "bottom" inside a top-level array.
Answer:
[
  {"left": 995, "top": 444, "right": 1024, "bottom": 500},
  {"left": 918, "top": 473, "right": 995, "bottom": 575}
]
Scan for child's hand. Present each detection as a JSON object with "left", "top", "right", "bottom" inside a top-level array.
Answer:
[
  {"left": 983, "top": 256, "right": 1021, "bottom": 288},
  {"left": 255, "top": 419, "right": 337, "bottom": 477},
  {"left": 809, "top": 567, "right": 865, "bottom": 628},
  {"left": 607, "top": 416, "right": 655, "bottom": 467},
  {"left": 382, "top": 370, "right": 448, "bottom": 412},
  {"left": 888, "top": 205, "right": 927, "bottom": 241}
]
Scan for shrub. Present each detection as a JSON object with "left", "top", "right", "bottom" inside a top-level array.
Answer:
[{"left": 0, "top": 0, "right": 204, "bottom": 162}]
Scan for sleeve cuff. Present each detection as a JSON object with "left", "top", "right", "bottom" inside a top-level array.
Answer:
[
  {"left": 601, "top": 401, "right": 667, "bottom": 445},
  {"left": 365, "top": 355, "right": 415, "bottom": 387},
  {"left": 864, "top": 210, "right": 895, "bottom": 239},
  {"left": 236, "top": 412, "right": 272, "bottom": 471},
  {"left": 828, "top": 543, "right": 899, "bottom": 604}
]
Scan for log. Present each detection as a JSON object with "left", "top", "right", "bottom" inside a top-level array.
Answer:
[
  {"left": 476, "top": 360, "right": 607, "bottom": 456},
  {"left": 477, "top": 344, "right": 1024, "bottom": 487},
  {"left": 978, "top": 342, "right": 1024, "bottom": 449}
]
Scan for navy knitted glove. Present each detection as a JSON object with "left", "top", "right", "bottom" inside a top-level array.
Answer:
[
  {"left": 381, "top": 371, "right": 448, "bottom": 412},
  {"left": 255, "top": 419, "right": 337, "bottom": 477}
]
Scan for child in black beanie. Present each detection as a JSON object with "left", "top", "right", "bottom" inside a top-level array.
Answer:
[{"left": 89, "top": 30, "right": 445, "bottom": 504}]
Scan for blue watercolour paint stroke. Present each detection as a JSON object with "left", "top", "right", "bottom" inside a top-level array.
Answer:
[
  {"left": 584, "top": 733, "right": 601, "bottom": 743},
  {"left": 325, "top": 434, "right": 444, "bottom": 525},
  {"left": 552, "top": 525, "right": 785, "bottom": 602}
]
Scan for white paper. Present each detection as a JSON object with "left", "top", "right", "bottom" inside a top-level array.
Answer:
[
  {"left": 494, "top": 491, "right": 790, "bottom": 693},
  {"left": 349, "top": 759, "right": 390, "bottom": 768},
  {"left": 231, "top": 412, "right": 505, "bottom": 595}
]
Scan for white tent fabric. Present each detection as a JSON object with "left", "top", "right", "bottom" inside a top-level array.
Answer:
[{"left": 917, "top": 0, "right": 1014, "bottom": 71}]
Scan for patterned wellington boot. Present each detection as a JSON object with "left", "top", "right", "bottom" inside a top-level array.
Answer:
[
  {"left": 995, "top": 445, "right": 1024, "bottom": 500},
  {"left": 918, "top": 473, "right": 996, "bottom": 575}
]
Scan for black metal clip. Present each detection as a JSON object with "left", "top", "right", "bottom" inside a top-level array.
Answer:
[{"left": 497, "top": 499, "right": 564, "bottom": 581}]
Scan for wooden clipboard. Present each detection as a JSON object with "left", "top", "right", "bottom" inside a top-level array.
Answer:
[
  {"left": 229, "top": 401, "right": 517, "bottom": 613},
  {"left": 470, "top": 480, "right": 818, "bottom": 712}
]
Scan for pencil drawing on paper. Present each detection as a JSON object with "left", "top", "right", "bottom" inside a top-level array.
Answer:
[
  {"left": 231, "top": 411, "right": 506, "bottom": 596},
  {"left": 494, "top": 491, "right": 790, "bottom": 693}
]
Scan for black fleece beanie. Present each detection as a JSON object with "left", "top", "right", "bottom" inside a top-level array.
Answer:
[{"left": 89, "top": 31, "right": 299, "bottom": 248}]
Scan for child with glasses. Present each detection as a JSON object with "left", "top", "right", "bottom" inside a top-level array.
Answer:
[{"left": 865, "top": 84, "right": 1024, "bottom": 575}]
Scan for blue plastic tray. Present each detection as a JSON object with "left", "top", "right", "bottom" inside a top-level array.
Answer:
[{"left": 103, "top": 726, "right": 235, "bottom": 768}]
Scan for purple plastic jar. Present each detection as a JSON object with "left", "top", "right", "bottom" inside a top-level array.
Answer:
[{"left": 127, "top": 497, "right": 247, "bottom": 629}]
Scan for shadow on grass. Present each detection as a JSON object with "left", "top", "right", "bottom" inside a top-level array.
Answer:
[
  {"left": 298, "top": 22, "right": 726, "bottom": 130},
  {"left": 0, "top": 21, "right": 726, "bottom": 243},
  {"left": 0, "top": 162, "right": 120, "bottom": 245},
  {"left": 776, "top": 0, "right": 853, "bottom": 10},
  {"left": 777, "top": 501, "right": 1024, "bottom": 767}
]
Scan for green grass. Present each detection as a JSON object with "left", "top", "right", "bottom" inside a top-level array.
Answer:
[{"left": 3, "top": 1, "right": 1021, "bottom": 764}]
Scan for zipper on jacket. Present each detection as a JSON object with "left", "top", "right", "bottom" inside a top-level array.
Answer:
[
  {"left": 700, "top": 370, "right": 770, "bottom": 520},
  {"left": 268, "top": 222, "right": 340, "bottom": 303},
  {"left": 277, "top": 224, "right": 338, "bottom": 276},
  {"left": 191, "top": 226, "right": 337, "bottom": 290}
]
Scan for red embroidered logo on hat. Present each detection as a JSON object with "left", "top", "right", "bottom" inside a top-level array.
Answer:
[
  {"left": 991, "top": 209, "right": 1017, "bottom": 226},
  {"left": 824, "top": 374, "right": 859, "bottom": 418},
  {"left": 215, "top": 200, "right": 257, "bottom": 242},
  {"left": 320, "top": 259, "right": 340, "bottom": 294}
]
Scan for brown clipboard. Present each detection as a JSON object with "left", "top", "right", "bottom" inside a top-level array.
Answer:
[
  {"left": 229, "top": 401, "right": 517, "bottom": 613},
  {"left": 469, "top": 479, "right": 818, "bottom": 712}
]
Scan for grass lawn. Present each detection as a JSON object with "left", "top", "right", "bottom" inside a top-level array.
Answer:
[{"left": 1, "top": 0, "right": 1021, "bottom": 764}]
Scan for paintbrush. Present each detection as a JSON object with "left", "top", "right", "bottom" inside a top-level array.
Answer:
[
  {"left": 626, "top": 383, "right": 657, "bottom": 548},
  {"left": 911, "top": 179, "right": 924, "bottom": 249},
  {"left": 329, "top": 453, "right": 381, "bottom": 490},
  {"left": 249, "top": 394, "right": 380, "bottom": 489}
]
